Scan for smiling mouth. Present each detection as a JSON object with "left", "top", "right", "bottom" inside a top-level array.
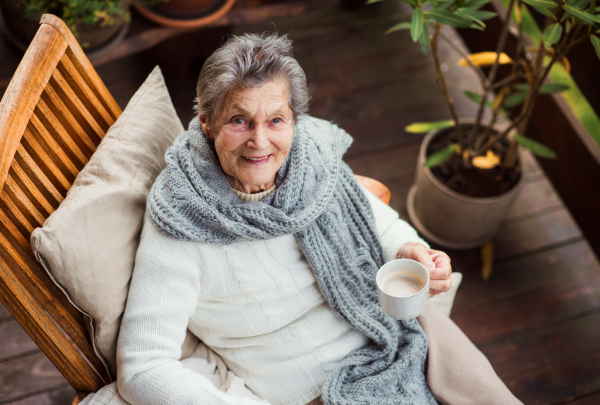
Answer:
[{"left": 243, "top": 155, "right": 270, "bottom": 162}]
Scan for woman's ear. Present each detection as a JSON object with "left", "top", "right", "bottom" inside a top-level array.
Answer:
[{"left": 199, "top": 116, "right": 212, "bottom": 139}]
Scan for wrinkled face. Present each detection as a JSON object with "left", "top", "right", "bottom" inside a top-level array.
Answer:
[{"left": 200, "top": 79, "right": 294, "bottom": 194}]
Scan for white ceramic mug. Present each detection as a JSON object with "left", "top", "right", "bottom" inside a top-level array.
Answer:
[{"left": 376, "top": 259, "right": 430, "bottom": 320}]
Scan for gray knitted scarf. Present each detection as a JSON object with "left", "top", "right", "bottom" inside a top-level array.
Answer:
[{"left": 147, "top": 116, "right": 436, "bottom": 405}]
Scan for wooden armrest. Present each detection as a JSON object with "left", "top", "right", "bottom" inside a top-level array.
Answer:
[
  {"left": 72, "top": 392, "right": 90, "bottom": 405},
  {"left": 354, "top": 175, "right": 391, "bottom": 205}
]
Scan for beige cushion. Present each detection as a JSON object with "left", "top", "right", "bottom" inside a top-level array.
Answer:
[{"left": 31, "top": 66, "right": 185, "bottom": 378}]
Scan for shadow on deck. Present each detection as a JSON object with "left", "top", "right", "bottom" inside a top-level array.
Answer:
[{"left": 0, "top": 2, "right": 598, "bottom": 404}]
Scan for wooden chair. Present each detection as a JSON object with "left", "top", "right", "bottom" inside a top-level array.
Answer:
[{"left": 0, "top": 15, "right": 390, "bottom": 404}]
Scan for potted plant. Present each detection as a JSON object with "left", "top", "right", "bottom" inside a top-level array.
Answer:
[
  {"left": 134, "top": 0, "right": 236, "bottom": 29},
  {"left": 368, "top": 0, "right": 600, "bottom": 249},
  {"left": 0, "top": 0, "right": 130, "bottom": 52}
]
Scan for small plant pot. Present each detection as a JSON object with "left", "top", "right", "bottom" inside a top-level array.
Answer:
[
  {"left": 135, "top": 0, "right": 235, "bottom": 29},
  {"left": 0, "top": 0, "right": 129, "bottom": 54},
  {"left": 406, "top": 124, "right": 524, "bottom": 250}
]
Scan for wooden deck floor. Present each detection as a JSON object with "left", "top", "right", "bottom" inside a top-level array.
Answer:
[{"left": 1, "top": 2, "right": 599, "bottom": 404}]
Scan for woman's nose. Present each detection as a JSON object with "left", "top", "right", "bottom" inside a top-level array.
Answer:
[{"left": 248, "top": 125, "right": 270, "bottom": 149}]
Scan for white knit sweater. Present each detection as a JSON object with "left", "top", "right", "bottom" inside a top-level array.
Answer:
[{"left": 116, "top": 186, "right": 428, "bottom": 405}]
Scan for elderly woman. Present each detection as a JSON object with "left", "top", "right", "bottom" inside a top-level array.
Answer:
[{"left": 104, "top": 33, "right": 522, "bottom": 405}]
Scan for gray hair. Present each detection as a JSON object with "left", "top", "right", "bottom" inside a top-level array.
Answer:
[{"left": 195, "top": 32, "right": 309, "bottom": 126}]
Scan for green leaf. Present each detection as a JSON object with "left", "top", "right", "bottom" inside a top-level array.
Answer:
[
  {"left": 591, "top": 35, "right": 600, "bottom": 61},
  {"left": 512, "top": 134, "right": 557, "bottom": 158},
  {"left": 385, "top": 22, "right": 412, "bottom": 34},
  {"left": 536, "top": 6, "right": 557, "bottom": 18},
  {"left": 411, "top": 7, "right": 424, "bottom": 42},
  {"left": 514, "top": 83, "right": 570, "bottom": 93},
  {"left": 563, "top": 4, "right": 597, "bottom": 24},
  {"left": 542, "top": 22, "right": 563, "bottom": 44},
  {"left": 458, "top": 10, "right": 487, "bottom": 27},
  {"left": 405, "top": 119, "right": 455, "bottom": 133},
  {"left": 462, "top": 0, "right": 493, "bottom": 8},
  {"left": 366, "top": 0, "right": 385, "bottom": 4},
  {"left": 424, "top": 9, "right": 474, "bottom": 27},
  {"left": 464, "top": 90, "right": 493, "bottom": 108},
  {"left": 419, "top": 25, "right": 431, "bottom": 54},
  {"left": 460, "top": 9, "right": 498, "bottom": 20},
  {"left": 424, "top": 144, "right": 460, "bottom": 167},
  {"left": 522, "top": 0, "right": 557, "bottom": 8},
  {"left": 504, "top": 92, "right": 527, "bottom": 108}
]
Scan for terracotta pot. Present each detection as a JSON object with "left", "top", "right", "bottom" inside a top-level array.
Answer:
[
  {"left": 0, "top": 0, "right": 128, "bottom": 53},
  {"left": 406, "top": 124, "right": 524, "bottom": 249},
  {"left": 135, "top": 0, "right": 235, "bottom": 29}
]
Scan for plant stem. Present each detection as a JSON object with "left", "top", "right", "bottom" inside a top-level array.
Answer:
[
  {"left": 431, "top": 24, "right": 465, "bottom": 154},
  {"left": 472, "top": 0, "right": 517, "bottom": 137},
  {"left": 478, "top": 50, "right": 557, "bottom": 156},
  {"left": 438, "top": 31, "right": 486, "bottom": 84}
]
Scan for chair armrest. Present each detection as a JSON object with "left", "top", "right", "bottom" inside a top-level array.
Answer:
[
  {"left": 72, "top": 392, "right": 90, "bottom": 405},
  {"left": 354, "top": 175, "right": 391, "bottom": 205}
]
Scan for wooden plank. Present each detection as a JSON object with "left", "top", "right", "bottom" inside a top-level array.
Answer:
[
  {"left": 44, "top": 78, "right": 98, "bottom": 156},
  {"left": 3, "top": 175, "right": 46, "bottom": 229},
  {"left": 462, "top": 272, "right": 600, "bottom": 346},
  {"left": 36, "top": 96, "right": 89, "bottom": 169},
  {"left": 39, "top": 15, "right": 122, "bottom": 121},
  {"left": 13, "top": 146, "right": 63, "bottom": 211},
  {"left": 453, "top": 240, "right": 599, "bottom": 310},
  {"left": 6, "top": 384, "right": 75, "bottom": 405},
  {"left": 22, "top": 129, "right": 72, "bottom": 195},
  {"left": 0, "top": 192, "right": 35, "bottom": 238},
  {"left": 29, "top": 113, "right": 79, "bottom": 181},
  {"left": 505, "top": 350, "right": 600, "bottom": 405},
  {"left": 9, "top": 161, "right": 55, "bottom": 218},
  {"left": 0, "top": 256, "right": 105, "bottom": 392},
  {"left": 452, "top": 241, "right": 600, "bottom": 342},
  {"left": 0, "top": 24, "right": 67, "bottom": 193},
  {"left": 0, "top": 318, "right": 39, "bottom": 362},
  {"left": 494, "top": 209, "right": 581, "bottom": 258},
  {"left": 503, "top": 177, "right": 563, "bottom": 223},
  {"left": 0, "top": 352, "right": 67, "bottom": 403},
  {"left": 57, "top": 54, "right": 114, "bottom": 132},
  {"left": 482, "top": 311, "right": 600, "bottom": 381}
]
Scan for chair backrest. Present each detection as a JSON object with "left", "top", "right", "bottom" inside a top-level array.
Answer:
[{"left": 0, "top": 14, "right": 120, "bottom": 392}]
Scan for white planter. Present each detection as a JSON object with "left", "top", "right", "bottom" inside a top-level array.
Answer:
[{"left": 406, "top": 126, "right": 524, "bottom": 249}]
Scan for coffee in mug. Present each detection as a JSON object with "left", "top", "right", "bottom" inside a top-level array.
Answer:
[{"left": 380, "top": 271, "right": 424, "bottom": 297}]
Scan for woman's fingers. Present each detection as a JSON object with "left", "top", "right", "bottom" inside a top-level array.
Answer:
[
  {"left": 397, "top": 243, "right": 452, "bottom": 296},
  {"left": 398, "top": 243, "right": 435, "bottom": 272}
]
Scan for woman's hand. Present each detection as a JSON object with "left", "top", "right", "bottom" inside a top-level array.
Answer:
[{"left": 397, "top": 243, "right": 452, "bottom": 297}]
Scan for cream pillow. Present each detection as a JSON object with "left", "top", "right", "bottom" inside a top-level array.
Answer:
[{"left": 31, "top": 66, "right": 186, "bottom": 378}]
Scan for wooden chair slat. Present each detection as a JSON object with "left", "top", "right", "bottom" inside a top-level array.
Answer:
[
  {"left": 15, "top": 144, "right": 64, "bottom": 209},
  {"left": 0, "top": 207, "right": 29, "bottom": 252},
  {"left": 0, "top": 192, "right": 35, "bottom": 236},
  {"left": 50, "top": 68, "right": 106, "bottom": 145},
  {"left": 46, "top": 75, "right": 99, "bottom": 154},
  {"left": 9, "top": 161, "right": 54, "bottom": 217},
  {"left": 0, "top": 255, "right": 105, "bottom": 392},
  {"left": 37, "top": 94, "right": 90, "bottom": 167},
  {"left": 29, "top": 111, "right": 80, "bottom": 180},
  {"left": 40, "top": 15, "right": 122, "bottom": 121},
  {"left": 3, "top": 174, "right": 46, "bottom": 227},
  {"left": 0, "top": 24, "right": 67, "bottom": 193},
  {"left": 22, "top": 127, "right": 72, "bottom": 194},
  {"left": 0, "top": 217, "right": 111, "bottom": 384},
  {"left": 58, "top": 54, "right": 114, "bottom": 132}
]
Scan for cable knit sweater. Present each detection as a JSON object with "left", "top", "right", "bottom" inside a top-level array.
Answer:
[{"left": 116, "top": 186, "right": 428, "bottom": 405}]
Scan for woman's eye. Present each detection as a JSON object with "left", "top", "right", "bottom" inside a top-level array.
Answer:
[
  {"left": 233, "top": 118, "right": 244, "bottom": 124},
  {"left": 272, "top": 118, "right": 281, "bottom": 123}
]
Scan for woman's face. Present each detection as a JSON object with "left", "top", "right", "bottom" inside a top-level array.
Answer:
[{"left": 200, "top": 79, "right": 294, "bottom": 194}]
